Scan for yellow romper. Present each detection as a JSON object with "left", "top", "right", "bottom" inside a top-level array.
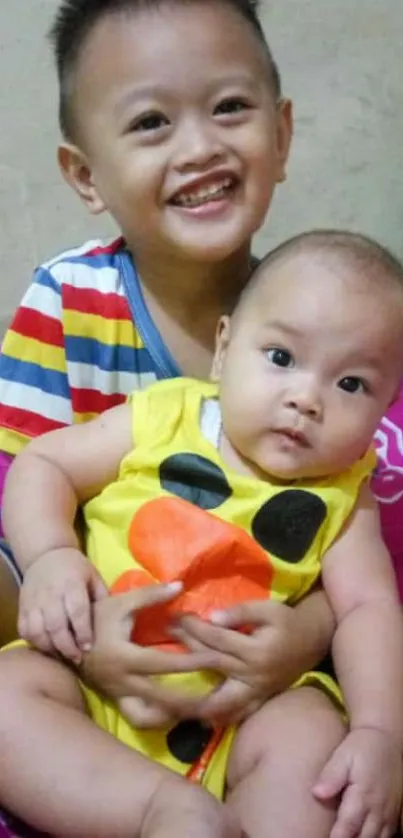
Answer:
[{"left": 78, "top": 378, "right": 375, "bottom": 800}]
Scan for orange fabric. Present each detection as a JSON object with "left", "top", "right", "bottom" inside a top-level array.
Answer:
[{"left": 110, "top": 496, "right": 273, "bottom": 649}]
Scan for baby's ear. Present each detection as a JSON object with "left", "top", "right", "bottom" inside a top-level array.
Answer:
[
  {"left": 210, "top": 316, "right": 231, "bottom": 381},
  {"left": 57, "top": 143, "right": 106, "bottom": 215}
]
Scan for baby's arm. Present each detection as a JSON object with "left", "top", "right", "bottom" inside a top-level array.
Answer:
[
  {"left": 2, "top": 403, "right": 133, "bottom": 660},
  {"left": 314, "top": 483, "right": 403, "bottom": 838}
]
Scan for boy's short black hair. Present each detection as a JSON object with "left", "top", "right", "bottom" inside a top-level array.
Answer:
[{"left": 50, "top": 0, "right": 282, "bottom": 141}]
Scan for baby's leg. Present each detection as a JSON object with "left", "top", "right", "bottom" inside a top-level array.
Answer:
[
  {"left": 0, "top": 648, "right": 240, "bottom": 838},
  {"left": 225, "top": 686, "right": 346, "bottom": 838}
]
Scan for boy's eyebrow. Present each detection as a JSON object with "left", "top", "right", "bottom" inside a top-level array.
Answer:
[{"left": 113, "top": 72, "right": 260, "bottom": 114}]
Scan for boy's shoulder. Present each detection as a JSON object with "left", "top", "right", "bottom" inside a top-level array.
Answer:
[{"left": 40, "top": 235, "right": 127, "bottom": 290}]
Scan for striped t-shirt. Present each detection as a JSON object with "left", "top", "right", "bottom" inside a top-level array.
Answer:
[{"left": 0, "top": 236, "right": 181, "bottom": 456}]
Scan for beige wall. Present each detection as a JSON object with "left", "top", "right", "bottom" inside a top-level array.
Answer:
[{"left": 1, "top": 0, "right": 402, "bottom": 334}]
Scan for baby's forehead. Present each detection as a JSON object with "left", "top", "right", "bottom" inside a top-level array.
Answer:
[{"left": 237, "top": 252, "right": 403, "bottom": 344}]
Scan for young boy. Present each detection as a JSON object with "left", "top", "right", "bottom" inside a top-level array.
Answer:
[{"left": 2, "top": 230, "right": 403, "bottom": 838}]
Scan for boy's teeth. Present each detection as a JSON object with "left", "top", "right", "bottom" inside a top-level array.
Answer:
[{"left": 175, "top": 178, "right": 232, "bottom": 207}]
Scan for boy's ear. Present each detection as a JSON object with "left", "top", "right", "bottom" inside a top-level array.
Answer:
[
  {"left": 57, "top": 143, "right": 106, "bottom": 215},
  {"left": 210, "top": 316, "right": 231, "bottom": 381},
  {"left": 275, "top": 98, "right": 293, "bottom": 184}
]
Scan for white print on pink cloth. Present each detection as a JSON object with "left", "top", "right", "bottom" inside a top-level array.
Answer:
[{"left": 373, "top": 416, "right": 403, "bottom": 504}]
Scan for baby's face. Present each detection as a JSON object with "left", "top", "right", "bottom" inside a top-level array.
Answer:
[
  {"left": 213, "top": 254, "right": 403, "bottom": 481},
  {"left": 66, "top": 1, "right": 291, "bottom": 263}
]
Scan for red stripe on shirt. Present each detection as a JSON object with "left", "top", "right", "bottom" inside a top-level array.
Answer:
[
  {"left": 0, "top": 404, "right": 66, "bottom": 438},
  {"left": 9, "top": 308, "right": 64, "bottom": 347},
  {"left": 71, "top": 387, "right": 127, "bottom": 415},
  {"left": 85, "top": 237, "right": 125, "bottom": 258},
  {"left": 62, "top": 286, "right": 132, "bottom": 320}
]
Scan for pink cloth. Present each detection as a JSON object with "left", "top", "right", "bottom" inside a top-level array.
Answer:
[{"left": 372, "top": 391, "right": 403, "bottom": 600}]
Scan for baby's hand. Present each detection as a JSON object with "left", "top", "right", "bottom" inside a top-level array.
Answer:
[
  {"left": 19, "top": 548, "right": 107, "bottom": 663},
  {"left": 313, "top": 727, "right": 402, "bottom": 838}
]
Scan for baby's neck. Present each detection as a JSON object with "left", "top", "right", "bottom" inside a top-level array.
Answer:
[{"left": 132, "top": 246, "right": 252, "bottom": 378}]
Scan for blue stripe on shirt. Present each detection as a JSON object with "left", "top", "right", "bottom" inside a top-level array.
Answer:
[{"left": 0, "top": 356, "right": 69, "bottom": 399}]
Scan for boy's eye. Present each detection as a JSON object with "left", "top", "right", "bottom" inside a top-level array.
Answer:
[
  {"left": 129, "top": 112, "right": 169, "bottom": 133},
  {"left": 266, "top": 348, "right": 294, "bottom": 368},
  {"left": 214, "top": 97, "right": 250, "bottom": 116},
  {"left": 338, "top": 376, "right": 367, "bottom": 394}
]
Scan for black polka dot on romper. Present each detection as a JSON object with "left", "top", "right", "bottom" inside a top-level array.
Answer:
[
  {"left": 159, "top": 453, "right": 232, "bottom": 510},
  {"left": 167, "top": 720, "right": 214, "bottom": 764},
  {"left": 252, "top": 490, "right": 327, "bottom": 563}
]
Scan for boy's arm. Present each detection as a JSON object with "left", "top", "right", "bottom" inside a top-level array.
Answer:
[
  {"left": 0, "top": 266, "right": 72, "bottom": 459},
  {"left": 322, "top": 482, "right": 403, "bottom": 742},
  {"left": 2, "top": 402, "right": 133, "bottom": 572}
]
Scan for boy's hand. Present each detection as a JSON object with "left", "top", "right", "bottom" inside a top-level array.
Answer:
[
  {"left": 19, "top": 547, "right": 107, "bottom": 664},
  {"left": 80, "top": 582, "right": 222, "bottom": 725},
  {"left": 313, "top": 727, "right": 402, "bottom": 838},
  {"left": 169, "top": 599, "right": 306, "bottom": 722}
]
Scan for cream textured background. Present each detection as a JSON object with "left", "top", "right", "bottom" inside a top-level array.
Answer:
[{"left": 0, "top": 1, "right": 402, "bottom": 333}]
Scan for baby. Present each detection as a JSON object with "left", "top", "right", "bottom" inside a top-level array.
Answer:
[{"left": 2, "top": 229, "right": 403, "bottom": 838}]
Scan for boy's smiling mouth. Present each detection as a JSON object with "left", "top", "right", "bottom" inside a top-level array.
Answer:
[{"left": 169, "top": 175, "right": 237, "bottom": 209}]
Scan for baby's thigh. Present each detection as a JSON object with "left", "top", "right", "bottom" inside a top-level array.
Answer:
[
  {"left": 0, "top": 646, "right": 85, "bottom": 716},
  {"left": 227, "top": 686, "right": 346, "bottom": 791}
]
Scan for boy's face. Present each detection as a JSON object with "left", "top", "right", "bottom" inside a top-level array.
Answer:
[
  {"left": 60, "top": 1, "right": 291, "bottom": 264},
  {"left": 213, "top": 255, "right": 403, "bottom": 481}
]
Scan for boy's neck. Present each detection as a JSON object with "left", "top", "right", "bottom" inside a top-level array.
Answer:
[
  {"left": 134, "top": 245, "right": 252, "bottom": 314},
  {"left": 131, "top": 245, "right": 253, "bottom": 378}
]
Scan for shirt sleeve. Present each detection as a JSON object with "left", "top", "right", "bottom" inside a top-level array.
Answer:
[{"left": 0, "top": 265, "right": 73, "bottom": 456}]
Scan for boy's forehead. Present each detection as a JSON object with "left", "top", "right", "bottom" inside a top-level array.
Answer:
[{"left": 73, "top": 1, "right": 273, "bottom": 108}]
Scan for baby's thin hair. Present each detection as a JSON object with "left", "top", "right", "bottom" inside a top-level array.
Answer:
[
  {"left": 243, "top": 229, "right": 403, "bottom": 304},
  {"left": 50, "top": 0, "right": 282, "bottom": 141}
]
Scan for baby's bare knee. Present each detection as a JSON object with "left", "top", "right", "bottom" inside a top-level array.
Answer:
[
  {"left": 228, "top": 686, "right": 345, "bottom": 787},
  {"left": 144, "top": 777, "right": 240, "bottom": 838}
]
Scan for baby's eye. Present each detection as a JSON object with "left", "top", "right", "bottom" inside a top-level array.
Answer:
[
  {"left": 214, "top": 97, "right": 250, "bottom": 115},
  {"left": 266, "top": 348, "right": 294, "bottom": 368},
  {"left": 338, "top": 376, "right": 367, "bottom": 394},
  {"left": 129, "top": 112, "right": 169, "bottom": 133}
]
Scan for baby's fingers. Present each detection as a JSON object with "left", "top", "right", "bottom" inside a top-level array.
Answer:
[
  {"left": 64, "top": 586, "right": 93, "bottom": 651},
  {"left": 18, "top": 607, "right": 55, "bottom": 656},
  {"left": 360, "top": 813, "right": 386, "bottom": 838},
  {"left": 43, "top": 601, "right": 83, "bottom": 662},
  {"left": 330, "top": 786, "right": 367, "bottom": 838}
]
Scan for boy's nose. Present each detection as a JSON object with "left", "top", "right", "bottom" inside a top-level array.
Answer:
[{"left": 174, "top": 118, "right": 225, "bottom": 171}]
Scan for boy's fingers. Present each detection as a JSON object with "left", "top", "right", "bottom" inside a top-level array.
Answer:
[
  {"left": 178, "top": 615, "right": 251, "bottom": 659},
  {"left": 121, "top": 644, "right": 219, "bottom": 675},
  {"left": 124, "top": 673, "right": 198, "bottom": 715},
  {"left": 169, "top": 625, "right": 246, "bottom": 676},
  {"left": 118, "top": 696, "right": 173, "bottom": 729},
  {"left": 198, "top": 679, "right": 254, "bottom": 721},
  {"left": 211, "top": 600, "right": 277, "bottom": 629},
  {"left": 112, "top": 582, "right": 184, "bottom": 619}
]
